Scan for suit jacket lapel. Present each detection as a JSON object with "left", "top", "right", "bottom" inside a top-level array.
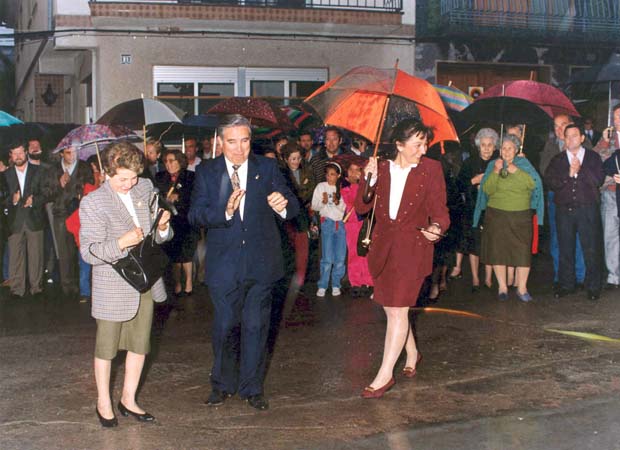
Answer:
[
  {"left": 23, "top": 164, "right": 36, "bottom": 198},
  {"left": 104, "top": 181, "right": 136, "bottom": 230},
  {"left": 245, "top": 156, "right": 260, "bottom": 221}
]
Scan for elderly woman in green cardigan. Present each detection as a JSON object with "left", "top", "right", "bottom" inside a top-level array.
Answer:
[{"left": 473, "top": 134, "right": 544, "bottom": 302}]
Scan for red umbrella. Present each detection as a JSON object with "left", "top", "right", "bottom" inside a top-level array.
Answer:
[
  {"left": 304, "top": 65, "right": 458, "bottom": 149},
  {"left": 477, "top": 80, "right": 580, "bottom": 118},
  {"left": 208, "top": 97, "right": 293, "bottom": 131}
]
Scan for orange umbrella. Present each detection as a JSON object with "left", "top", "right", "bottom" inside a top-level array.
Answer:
[{"left": 304, "top": 65, "right": 458, "bottom": 150}]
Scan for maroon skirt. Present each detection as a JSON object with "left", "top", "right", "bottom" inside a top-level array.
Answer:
[{"left": 372, "top": 263, "right": 425, "bottom": 308}]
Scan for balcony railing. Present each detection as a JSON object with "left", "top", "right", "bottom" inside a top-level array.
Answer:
[
  {"left": 175, "top": 0, "right": 403, "bottom": 12},
  {"left": 417, "top": 0, "right": 620, "bottom": 43}
]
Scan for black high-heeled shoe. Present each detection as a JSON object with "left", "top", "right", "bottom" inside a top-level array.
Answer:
[
  {"left": 96, "top": 407, "right": 118, "bottom": 428},
  {"left": 118, "top": 401, "right": 155, "bottom": 422}
]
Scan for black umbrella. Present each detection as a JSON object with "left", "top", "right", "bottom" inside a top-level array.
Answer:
[
  {"left": 459, "top": 97, "right": 552, "bottom": 127},
  {"left": 567, "top": 49, "right": 620, "bottom": 127}
]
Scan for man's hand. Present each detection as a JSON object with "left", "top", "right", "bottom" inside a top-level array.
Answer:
[
  {"left": 603, "top": 127, "right": 614, "bottom": 143},
  {"left": 226, "top": 189, "right": 245, "bottom": 217},
  {"left": 569, "top": 156, "right": 581, "bottom": 177},
  {"left": 59, "top": 171, "right": 70, "bottom": 188},
  {"left": 12, "top": 190, "right": 20, "bottom": 205},
  {"left": 267, "top": 191, "right": 288, "bottom": 213},
  {"left": 167, "top": 192, "right": 179, "bottom": 203},
  {"left": 23, "top": 195, "right": 33, "bottom": 208}
]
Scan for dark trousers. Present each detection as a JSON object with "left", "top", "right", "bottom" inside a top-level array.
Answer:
[
  {"left": 556, "top": 204, "right": 603, "bottom": 292},
  {"left": 53, "top": 218, "right": 78, "bottom": 294},
  {"left": 208, "top": 280, "right": 273, "bottom": 397}
]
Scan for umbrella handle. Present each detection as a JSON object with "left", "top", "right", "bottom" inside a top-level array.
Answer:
[{"left": 362, "top": 172, "right": 374, "bottom": 203}]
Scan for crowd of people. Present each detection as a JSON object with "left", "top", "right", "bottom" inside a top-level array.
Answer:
[{"left": 3, "top": 103, "right": 620, "bottom": 425}]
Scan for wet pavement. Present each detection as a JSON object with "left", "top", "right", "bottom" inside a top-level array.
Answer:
[{"left": 2, "top": 253, "right": 620, "bottom": 449}]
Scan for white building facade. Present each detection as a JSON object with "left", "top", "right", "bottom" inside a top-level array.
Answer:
[{"left": 14, "top": 0, "right": 414, "bottom": 124}]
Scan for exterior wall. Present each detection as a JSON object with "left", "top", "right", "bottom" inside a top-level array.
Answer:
[
  {"left": 35, "top": 73, "right": 64, "bottom": 123},
  {"left": 94, "top": 34, "right": 414, "bottom": 117},
  {"left": 415, "top": 40, "right": 619, "bottom": 125}
]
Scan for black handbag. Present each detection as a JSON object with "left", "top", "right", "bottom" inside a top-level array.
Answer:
[
  {"left": 90, "top": 209, "right": 169, "bottom": 293},
  {"left": 356, "top": 196, "right": 377, "bottom": 257}
]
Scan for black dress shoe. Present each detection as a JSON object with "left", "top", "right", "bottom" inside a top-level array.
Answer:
[
  {"left": 587, "top": 290, "right": 600, "bottom": 301},
  {"left": 246, "top": 394, "right": 269, "bottom": 411},
  {"left": 96, "top": 407, "right": 118, "bottom": 428},
  {"left": 117, "top": 401, "right": 155, "bottom": 422},
  {"left": 205, "top": 389, "right": 231, "bottom": 407},
  {"left": 553, "top": 288, "right": 574, "bottom": 299}
]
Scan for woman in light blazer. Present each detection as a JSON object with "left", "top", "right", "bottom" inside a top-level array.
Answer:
[{"left": 80, "top": 141, "right": 172, "bottom": 428}]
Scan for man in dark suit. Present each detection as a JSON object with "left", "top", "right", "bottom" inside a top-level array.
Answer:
[
  {"left": 189, "top": 114, "right": 299, "bottom": 411},
  {"left": 545, "top": 124, "right": 606, "bottom": 300},
  {"left": 3, "top": 142, "right": 47, "bottom": 298},
  {"left": 47, "top": 146, "right": 94, "bottom": 297},
  {"left": 584, "top": 117, "right": 602, "bottom": 147}
]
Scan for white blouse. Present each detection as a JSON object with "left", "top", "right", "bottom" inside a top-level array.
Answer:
[{"left": 388, "top": 160, "right": 417, "bottom": 220}]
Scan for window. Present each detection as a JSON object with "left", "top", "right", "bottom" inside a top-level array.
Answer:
[
  {"left": 250, "top": 80, "right": 284, "bottom": 97},
  {"left": 198, "top": 83, "right": 235, "bottom": 114},
  {"left": 157, "top": 82, "right": 194, "bottom": 115},
  {"left": 153, "top": 66, "right": 326, "bottom": 112}
]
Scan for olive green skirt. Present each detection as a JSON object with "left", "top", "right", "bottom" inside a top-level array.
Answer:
[
  {"left": 480, "top": 207, "right": 532, "bottom": 267},
  {"left": 95, "top": 291, "right": 154, "bottom": 360}
]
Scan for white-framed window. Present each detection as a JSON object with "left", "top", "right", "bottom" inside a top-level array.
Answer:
[
  {"left": 245, "top": 68, "right": 327, "bottom": 104},
  {"left": 153, "top": 66, "right": 327, "bottom": 115}
]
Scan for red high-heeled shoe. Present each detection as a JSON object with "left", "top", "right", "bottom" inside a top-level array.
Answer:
[
  {"left": 402, "top": 352, "right": 423, "bottom": 378},
  {"left": 361, "top": 378, "right": 395, "bottom": 399}
]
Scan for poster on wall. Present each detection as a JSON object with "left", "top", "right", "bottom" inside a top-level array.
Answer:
[{"left": 468, "top": 86, "right": 484, "bottom": 99}]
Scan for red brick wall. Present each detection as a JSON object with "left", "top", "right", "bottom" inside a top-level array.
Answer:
[{"left": 89, "top": 3, "right": 402, "bottom": 25}]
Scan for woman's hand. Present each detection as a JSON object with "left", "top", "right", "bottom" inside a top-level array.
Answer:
[
  {"left": 421, "top": 223, "right": 442, "bottom": 242},
  {"left": 471, "top": 174, "right": 483, "bottom": 185},
  {"left": 157, "top": 210, "right": 171, "bottom": 231},
  {"left": 118, "top": 227, "right": 144, "bottom": 250},
  {"left": 614, "top": 174, "right": 620, "bottom": 184},
  {"left": 365, "top": 157, "right": 378, "bottom": 180},
  {"left": 507, "top": 163, "right": 518, "bottom": 174},
  {"left": 493, "top": 159, "right": 503, "bottom": 174}
]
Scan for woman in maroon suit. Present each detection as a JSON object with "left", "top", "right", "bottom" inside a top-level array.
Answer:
[{"left": 355, "top": 118, "right": 449, "bottom": 398}]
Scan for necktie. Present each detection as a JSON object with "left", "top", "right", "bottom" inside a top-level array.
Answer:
[{"left": 231, "top": 164, "right": 241, "bottom": 191}]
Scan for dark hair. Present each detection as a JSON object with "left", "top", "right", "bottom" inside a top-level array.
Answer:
[
  {"left": 281, "top": 142, "right": 303, "bottom": 161},
  {"left": 324, "top": 161, "right": 342, "bottom": 201},
  {"left": 185, "top": 136, "right": 198, "bottom": 145},
  {"left": 101, "top": 140, "right": 145, "bottom": 176},
  {"left": 298, "top": 130, "right": 313, "bottom": 140},
  {"left": 86, "top": 154, "right": 101, "bottom": 171},
  {"left": 613, "top": 104, "right": 620, "bottom": 114},
  {"left": 144, "top": 138, "right": 164, "bottom": 155},
  {"left": 564, "top": 123, "right": 584, "bottom": 137},
  {"left": 161, "top": 148, "right": 188, "bottom": 170},
  {"left": 390, "top": 118, "right": 434, "bottom": 146},
  {"left": 324, "top": 126, "right": 342, "bottom": 139},
  {"left": 217, "top": 114, "right": 252, "bottom": 138},
  {"left": 8, "top": 140, "right": 28, "bottom": 152}
]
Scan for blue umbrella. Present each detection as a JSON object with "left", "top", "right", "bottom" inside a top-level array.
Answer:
[
  {"left": 183, "top": 114, "right": 219, "bottom": 128},
  {"left": 0, "top": 111, "right": 23, "bottom": 127}
]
